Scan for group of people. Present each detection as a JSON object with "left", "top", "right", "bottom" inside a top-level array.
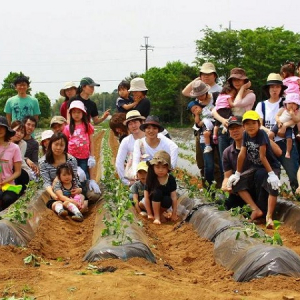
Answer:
[{"left": 1, "top": 75, "right": 108, "bottom": 221}]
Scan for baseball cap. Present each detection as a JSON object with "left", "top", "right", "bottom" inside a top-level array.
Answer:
[
  {"left": 50, "top": 116, "right": 67, "bottom": 127},
  {"left": 80, "top": 77, "right": 100, "bottom": 87},
  {"left": 137, "top": 161, "right": 148, "bottom": 173},
  {"left": 228, "top": 116, "right": 243, "bottom": 128},
  {"left": 242, "top": 110, "right": 260, "bottom": 122}
]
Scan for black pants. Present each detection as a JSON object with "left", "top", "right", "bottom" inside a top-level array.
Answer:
[
  {"left": 15, "top": 169, "right": 30, "bottom": 195},
  {"left": 0, "top": 191, "right": 20, "bottom": 211}
]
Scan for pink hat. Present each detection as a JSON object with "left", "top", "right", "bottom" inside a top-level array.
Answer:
[
  {"left": 69, "top": 100, "right": 87, "bottom": 114},
  {"left": 283, "top": 93, "right": 300, "bottom": 106}
]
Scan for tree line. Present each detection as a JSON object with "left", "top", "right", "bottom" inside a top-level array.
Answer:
[{"left": 1, "top": 26, "right": 300, "bottom": 127}]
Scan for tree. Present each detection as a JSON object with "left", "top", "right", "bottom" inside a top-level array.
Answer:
[
  {"left": 51, "top": 97, "right": 64, "bottom": 116},
  {"left": 35, "top": 91, "right": 51, "bottom": 127},
  {"left": 0, "top": 72, "right": 32, "bottom": 114}
]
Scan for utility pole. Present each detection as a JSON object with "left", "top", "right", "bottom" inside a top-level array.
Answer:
[{"left": 140, "top": 36, "right": 154, "bottom": 72}]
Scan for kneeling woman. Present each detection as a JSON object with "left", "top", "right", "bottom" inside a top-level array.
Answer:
[
  {"left": 0, "top": 117, "right": 22, "bottom": 211},
  {"left": 39, "top": 133, "right": 85, "bottom": 220}
]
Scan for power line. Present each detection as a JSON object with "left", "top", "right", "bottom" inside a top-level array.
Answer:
[{"left": 140, "top": 36, "right": 154, "bottom": 72}]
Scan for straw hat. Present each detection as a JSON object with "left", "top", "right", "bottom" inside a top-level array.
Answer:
[
  {"left": 262, "top": 73, "right": 287, "bottom": 93},
  {"left": 200, "top": 62, "right": 218, "bottom": 77},
  {"left": 148, "top": 150, "right": 172, "bottom": 170},
  {"left": 60, "top": 81, "right": 77, "bottom": 97},
  {"left": 123, "top": 110, "right": 146, "bottom": 125},
  {"left": 189, "top": 80, "right": 210, "bottom": 98}
]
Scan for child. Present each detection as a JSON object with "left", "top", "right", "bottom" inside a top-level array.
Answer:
[
  {"left": 40, "top": 130, "right": 54, "bottom": 155},
  {"left": 52, "top": 163, "right": 87, "bottom": 222},
  {"left": 280, "top": 61, "right": 300, "bottom": 95},
  {"left": 227, "top": 110, "right": 281, "bottom": 229},
  {"left": 50, "top": 116, "right": 67, "bottom": 134},
  {"left": 213, "top": 84, "right": 236, "bottom": 143},
  {"left": 116, "top": 81, "right": 135, "bottom": 113},
  {"left": 144, "top": 150, "right": 178, "bottom": 225},
  {"left": 187, "top": 100, "right": 214, "bottom": 153},
  {"left": 130, "top": 161, "right": 148, "bottom": 216},
  {"left": 269, "top": 93, "right": 300, "bottom": 158}
]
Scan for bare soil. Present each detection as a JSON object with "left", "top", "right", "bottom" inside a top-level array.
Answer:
[{"left": 1, "top": 130, "right": 300, "bottom": 300}]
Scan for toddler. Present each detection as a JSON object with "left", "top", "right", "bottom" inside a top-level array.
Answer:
[{"left": 116, "top": 81, "right": 135, "bottom": 113}]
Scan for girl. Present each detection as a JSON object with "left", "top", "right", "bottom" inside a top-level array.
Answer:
[
  {"left": 53, "top": 163, "right": 87, "bottom": 222},
  {"left": 280, "top": 61, "right": 300, "bottom": 95},
  {"left": 213, "top": 84, "right": 237, "bottom": 143},
  {"left": 59, "top": 82, "right": 77, "bottom": 119},
  {"left": 269, "top": 93, "right": 300, "bottom": 158},
  {"left": 0, "top": 116, "right": 22, "bottom": 211},
  {"left": 144, "top": 150, "right": 178, "bottom": 225},
  {"left": 63, "top": 100, "right": 94, "bottom": 176},
  {"left": 40, "top": 130, "right": 54, "bottom": 155}
]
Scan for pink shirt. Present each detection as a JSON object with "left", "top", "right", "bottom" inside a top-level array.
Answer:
[
  {"left": 283, "top": 76, "right": 300, "bottom": 95},
  {"left": 63, "top": 123, "right": 94, "bottom": 159},
  {"left": 0, "top": 142, "right": 22, "bottom": 184},
  {"left": 215, "top": 94, "right": 231, "bottom": 110}
]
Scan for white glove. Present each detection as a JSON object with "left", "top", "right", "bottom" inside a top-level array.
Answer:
[
  {"left": 267, "top": 171, "right": 281, "bottom": 190},
  {"left": 77, "top": 166, "right": 87, "bottom": 182},
  {"left": 89, "top": 179, "right": 101, "bottom": 194},
  {"left": 227, "top": 171, "right": 241, "bottom": 188},
  {"left": 88, "top": 156, "right": 96, "bottom": 168}
]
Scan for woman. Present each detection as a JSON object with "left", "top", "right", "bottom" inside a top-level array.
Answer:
[
  {"left": 213, "top": 68, "right": 256, "bottom": 157},
  {"left": 131, "top": 116, "right": 178, "bottom": 179},
  {"left": 255, "top": 73, "right": 299, "bottom": 191},
  {"left": 115, "top": 110, "right": 145, "bottom": 186},
  {"left": 39, "top": 132, "right": 82, "bottom": 215},
  {"left": 67, "top": 77, "right": 110, "bottom": 125},
  {"left": 128, "top": 78, "right": 151, "bottom": 118},
  {"left": 0, "top": 116, "right": 22, "bottom": 211},
  {"left": 109, "top": 112, "right": 128, "bottom": 143},
  {"left": 10, "top": 120, "right": 36, "bottom": 194},
  {"left": 59, "top": 81, "right": 77, "bottom": 119}
]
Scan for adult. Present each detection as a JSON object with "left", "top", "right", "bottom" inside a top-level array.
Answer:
[
  {"left": 109, "top": 113, "right": 128, "bottom": 143},
  {"left": 255, "top": 73, "right": 299, "bottom": 191},
  {"left": 23, "top": 116, "right": 39, "bottom": 173},
  {"left": 68, "top": 77, "right": 110, "bottom": 125},
  {"left": 131, "top": 116, "right": 178, "bottom": 178},
  {"left": 115, "top": 110, "right": 145, "bottom": 186},
  {"left": 222, "top": 116, "right": 282, "bottom": 218},
  {"left": 0, "top": 116, "right": 22, "bottom": 211},
  {"left": 59, "top": 81, "right": 77, "bottom": 119},
  {"left": 39, "top": 133, "right": 82, "bottom": 211},
  {"left": 128, "top": 78, "right": 151, "bottom": 118},
  {"left": 199, "top": 62, "right": 222, "bottom": 93},
  {"left": 50, "top": 116, "right": 67, "bottom": 134},
  {"left": 213, "top": 67, "right": 256, "bottom": 158},
  {"left": 183, "top": 80, "right": 222, "bottom": 186},
  {"left": 4, "top": 75, "right": 41, "bottom": 126}
]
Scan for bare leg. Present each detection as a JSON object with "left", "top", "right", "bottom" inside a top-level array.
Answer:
[
  {"left": 285, "top": 138, "right": 292, "bottom": 158},
  {"left": 266, "top": 195, "right": 277, "bottom": 229},
  {"left": 152, "top": 201, "right": 162, "bottom": 224},
  {"left": 203, "top": 130, "right": 211, "bottom": 146},
  {"left": 238, "top": 190, "right": 263, "bottom": 220}
]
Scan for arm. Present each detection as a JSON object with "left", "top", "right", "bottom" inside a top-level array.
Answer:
[
  {"left": 92, "top": 109, "right": 111, "bottom": 125},
  {"left": 182, "top": 78, "right": 200, "bottom": 97},
  {"left": 6, "top": 114, "right": 12, "bottom": 127},
  {"left": 270, "top": 139, "right": 282, "bottom": 157},
  {"left": 55, "top": 189, "right": 79, "bottom": 206},
  {"left": 259, "top": 144, "right": 273, "bottom": 173},
  {"left": 227, "top": 97, "right": 234, "bottom": 108},
  {"left": 275, "top": 108, "right": 285, "bottom": 125},
  {"left": 233, "top": 90, "right": 255, "bottom": 109},
  {"left": 236, "top": 146, "right": 247, "bottom": 173},
  {"left": 131, "top": 139, "right": 142, "bottom": 177},
  {"left": 221, "top": 170, "right": 233, "bottom": 192},
  {"left": 170, "top": 190, "right": 178, "bottom": 221},
  {"left": 115, "top": 138, "right": 132, "bottom": 185},
  {"left": 296, "top": 167, "right": 300, "bottom": 194},
  {"left": 132, "top": 193, "right": 141, "bottom": 213},
  {"left": 144, "top": 190, "right": 153, "bottom": 218},
  {"left": 89, "top": 134, "right": 95, "bottom": 157},
  {"left": 0, "top": 161, "right": 21, "bottom": 186},
  {"left": 122, "top": 102, "right": 137, "bottom": 111}
]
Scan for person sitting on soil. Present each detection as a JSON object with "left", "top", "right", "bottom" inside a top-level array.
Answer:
[
  {"left": 131, "top": 116, "right": 178, "bottom": 179},
  {"left": 109, "top": 112, "right": 128, "bottom": 143},
  {"left": 50, "top": 116, "right": 67, "bottom": 134},
  {"left": 53, "top": 162, "right": 87, "bottom": 221},
  {"left": 130, "top": 161, "right": 148, "bottom": 216},
  {"left": 227, "top": 111, "right": 281, "bottom": 229},
  {"left": 144, "top": 150, "right": 178, "bottom": 225},
  {"left": 115, "top": 110, "right": 145, "bottom": 185},
  {"left": 40, "top": 130, "right": 54, "bottom": 155},
  {"left": 222, "top": 116, "right": 282, "bottom": 219}
]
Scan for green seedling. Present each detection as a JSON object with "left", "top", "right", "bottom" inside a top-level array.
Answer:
[{"left": 23, "top": 254, "right": 40, "bottom": 267}]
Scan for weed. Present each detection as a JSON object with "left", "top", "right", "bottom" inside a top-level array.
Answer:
[{"left": 23, "top": 254, "right": 40, "bottom": 267}]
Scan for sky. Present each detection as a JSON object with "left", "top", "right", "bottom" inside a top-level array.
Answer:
[{"left": 0, "top": 0, "right": 299, "bottom": 104}]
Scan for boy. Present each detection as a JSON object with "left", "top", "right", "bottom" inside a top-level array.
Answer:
[
  {"left": 116, "top": 81, "right": 135, "bottom": 113},
  {"left": 130, "top": 161, "right": 148, "bottom": 216},
  {"left": 50, "top": 116, "right": 67, "bottom": 133},
  {"left": 4, "top": 75, "right": 41, "bottom": 126},
  {"left": 227, "top": 110, "right": 281, "bottom": 229}
]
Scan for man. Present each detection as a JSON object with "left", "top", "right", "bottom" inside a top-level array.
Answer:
[
  {"left": 4, "top": 76, "right": 41, "bottom": 126},
  {"left": 50, "top": 116, "right": 67, "bottom": 133},
  {"left": 199, "top": 62, "right": 222, "bottom": 93},
  {"left": 23, "top": 116, "right": 39, "bottom": 173}
]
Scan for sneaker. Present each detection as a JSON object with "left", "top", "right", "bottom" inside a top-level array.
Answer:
[
  {"left": 203, "top": 145, "right": 213, "bottom": 153},
  {"left": 72, "top": 212, "right": 84, "bottom": 222},
  {"left": 58, "top": 209, "right": 68, "bottom": 217}
]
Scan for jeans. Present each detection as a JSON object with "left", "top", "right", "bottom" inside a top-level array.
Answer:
[
  {"left": 76, "top": 158, "right": 89, "bottom": 195},
  {"left": 276, "top": 139, "right": 299, "bottom": 191}
]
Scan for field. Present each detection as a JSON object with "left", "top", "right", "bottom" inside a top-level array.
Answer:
[{"left": 0, "top": 128, "right": 300, "bottom": 300}]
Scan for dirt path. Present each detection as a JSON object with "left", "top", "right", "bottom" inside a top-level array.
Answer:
[{"left": 0, "top": 129, "right": 300, "bottom": 300}]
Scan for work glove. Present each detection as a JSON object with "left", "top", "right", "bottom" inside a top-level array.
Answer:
[
  {"left": 227, "top": 171, "right": 241, "bottom": 188},
  {"left": 89, "top": 179, "right": 101, "bottom": 194},
  {"left": 267, "top": 171, "right": 281, "bottom": 190},
  {"left": 77, "top": 166, "right": 87, "bottom": 182},
  {"left": 88, "top": 156, "right": 96, "bottom": 168}
]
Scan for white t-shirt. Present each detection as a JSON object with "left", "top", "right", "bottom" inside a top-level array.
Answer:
[{"left": 255, "top": 98, "right": 285, "bottom": 142}]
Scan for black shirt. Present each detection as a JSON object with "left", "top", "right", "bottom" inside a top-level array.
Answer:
[{"left": 68, "top": 95, "right": 98, "bottom": 121}]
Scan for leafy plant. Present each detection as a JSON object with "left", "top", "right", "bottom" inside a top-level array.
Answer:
[{"left": 23, "top": 254, "right": 40, "bottom": 267}]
